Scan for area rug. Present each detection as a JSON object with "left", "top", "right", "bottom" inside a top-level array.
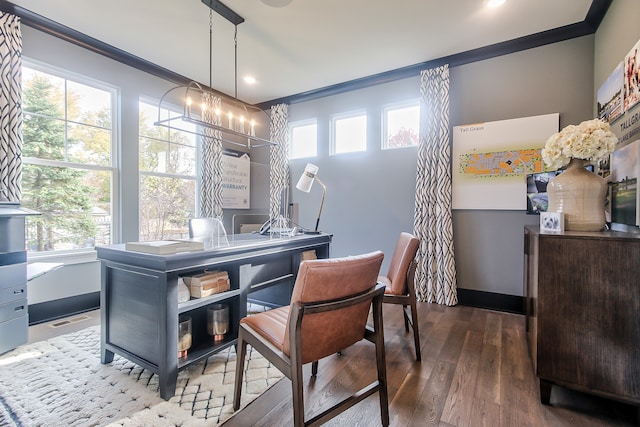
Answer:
[{"left": 0, "top": 325, "right": 284, "bottom": 426}]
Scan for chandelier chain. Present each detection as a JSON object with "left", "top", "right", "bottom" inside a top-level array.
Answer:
[
  {"left": 209, "top": 9, "right": 213, "bottom": 88},
  {"left": 234, "top": 25, "right": 238, "bottom": 99}
]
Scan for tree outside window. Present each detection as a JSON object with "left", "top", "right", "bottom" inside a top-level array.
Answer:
[
  {"left": 138, "top": 101, "right": 196, "bottom": 241},
  {"left": 22, "top": 66, "right": 114, "bottom": 252},
  {"left": 383, "top": 101, "right": 419, "bottom": 149}
]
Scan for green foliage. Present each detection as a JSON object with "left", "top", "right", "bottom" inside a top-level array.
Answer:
[{"left": 22, "top": 74, "right": 100, "bottom": 251}]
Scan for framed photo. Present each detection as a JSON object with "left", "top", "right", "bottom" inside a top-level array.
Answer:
[{"left": 540, "top": 212, "right": 564, "bottom": 234}]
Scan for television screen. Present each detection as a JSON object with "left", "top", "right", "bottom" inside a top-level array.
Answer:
[{"left": 526, "top": 165, "right": 594, "bottom": 215}]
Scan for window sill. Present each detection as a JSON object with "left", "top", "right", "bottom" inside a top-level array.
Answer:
[{"left": 27, "top": 249, "right": 98, "bottom": 266}]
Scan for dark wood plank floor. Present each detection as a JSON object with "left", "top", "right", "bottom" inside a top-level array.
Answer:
[{"left": 223, "top": 302, "right": 639, "bottom": 427}]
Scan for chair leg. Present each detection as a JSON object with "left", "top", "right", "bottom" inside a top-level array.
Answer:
[
  {"left": 233, "top": 328, "right": 248, "bottom": 410},
  {"left": 311, "top": 360, "right": 318, "bottom": 376},
  {"left": 373, "top": 298, "right": 389, "bottom": 426},
  {"left": 409, "top": 299, "right": 421, "bottom": 361},
  {"left": 291, "top": 354, "right": 305, "bottom": 426},
  {"left": 402, "top": 304, "right": 410, "bottom": 332}
]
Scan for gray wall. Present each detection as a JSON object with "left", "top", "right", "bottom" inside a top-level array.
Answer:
[
  {"left": 23, "top": 0, "right": 640, "bottom": 306},
  {"left": 290, "top": 35, "right": 595, "bottom": 296}
]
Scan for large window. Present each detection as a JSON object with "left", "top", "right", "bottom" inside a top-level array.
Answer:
[
  {"left": 331, "top": 112, "right": 367, "bottom": 154},
  {"left": 138, "top": 100, "right": 197, "bottom": 241},
  {"left": 383, "top": 100, "right": 419, "bottom": 149},
  {"left": 289, "top": 120, "right": 317, "bottom": 159},
  {"left": 22, "top": 63, "right": 116, "bottom": 253}
]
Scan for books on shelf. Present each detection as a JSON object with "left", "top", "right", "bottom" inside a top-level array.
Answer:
[
  {"left": 183, "top": 270, "right": 230, "bottom": 298},
  {"left": 301, "top": 250, "right": 317, "bottom": 261},
  {"left": 125, "top": 240, "right": 204, "bottom": 255}
]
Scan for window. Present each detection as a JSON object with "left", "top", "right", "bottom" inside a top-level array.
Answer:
[
  {"left": 138, "top": 100, "right": 197, "bottom": 241},
  {"left": 289, "top": 120, "right": 317, "bottom": 159},
  {"left": 332, "top": 112, "right": 367, "bottom": 154},
  {"left": 383, "top": 100, "right": 419, "bottom": 149},
  {"left": 22, "top": 64, "right": 116, "bottom": 253}
]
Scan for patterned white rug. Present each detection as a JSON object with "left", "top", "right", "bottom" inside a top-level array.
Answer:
[{"left": 0, "top": 325, "right": 283, "bottom": 426}]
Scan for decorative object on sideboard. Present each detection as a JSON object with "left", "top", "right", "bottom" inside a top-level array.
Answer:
[
  {"left": 540, "top": 211, "right": 564, "bottom": 234},
  {"left": 541, "top": 118, "right": 618, "bottom": 231}
]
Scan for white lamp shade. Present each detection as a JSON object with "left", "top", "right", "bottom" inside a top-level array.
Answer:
[{"left": 296, "top": 163, "right": 319, "bottom": 193}]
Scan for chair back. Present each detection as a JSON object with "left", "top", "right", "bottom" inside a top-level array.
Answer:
[
  {"left": 385, "top": 232, "right": 419, "bottom": 295},
  {"left": 284, "top": 251, "right": 384, "bottom": 363}
]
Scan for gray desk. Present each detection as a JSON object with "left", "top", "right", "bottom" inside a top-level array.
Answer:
[{"left": 96, "top": 233, "right": 331, "bottom": 399}]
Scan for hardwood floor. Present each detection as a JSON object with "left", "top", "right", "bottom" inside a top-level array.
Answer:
[{"left": 223, "top": 302, "right": 639, "bottom": 427}]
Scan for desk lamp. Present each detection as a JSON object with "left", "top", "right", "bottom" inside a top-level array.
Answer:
[{"left": 295, "top": 163, "right": 326, "bottom": 234}]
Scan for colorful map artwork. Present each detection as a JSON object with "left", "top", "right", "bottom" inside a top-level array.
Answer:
[{"left": 458, "top": 148, "right": 545, "bottom": 178}]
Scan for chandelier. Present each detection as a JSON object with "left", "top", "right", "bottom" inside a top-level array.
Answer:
[{"left": 154, "top": 0, "right": 275, "bottom": 148}]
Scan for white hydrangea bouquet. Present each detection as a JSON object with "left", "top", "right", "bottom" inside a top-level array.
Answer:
[{"left": 541, "top": 118, "right": 618, "bottom": 170}]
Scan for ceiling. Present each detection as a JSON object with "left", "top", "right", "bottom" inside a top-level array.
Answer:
[{"left": 5, "top": 0, "right": 603, "bottom": 106}]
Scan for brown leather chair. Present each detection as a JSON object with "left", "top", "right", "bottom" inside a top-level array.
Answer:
[
  {"left": 233, "top": 251, "right": 389, "bottom": 427},
  {"left": 379, "top": 232, "right": 421, "bottom": 360}
]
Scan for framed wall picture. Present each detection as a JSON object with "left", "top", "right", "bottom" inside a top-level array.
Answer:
[
  {"left": 452, "top": 113, "right": 559, "bottom": 210},
  {"left": 221, "top": 148, "right": 250, "bottom": 209}
]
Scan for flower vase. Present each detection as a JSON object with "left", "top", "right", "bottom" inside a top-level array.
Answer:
[{"left": 547, "top": 158, "right": 607, "bottom": 232}]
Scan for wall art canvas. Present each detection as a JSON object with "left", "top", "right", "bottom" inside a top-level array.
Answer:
[
  {"left": 452, "top": 113, "right": 559, "bottom": 210},
  {"left": 624, "top": 39, "right": 640, "bottom": 112},
  {"left": 598, "top": 61, "right": 624, "bottom": 123}
]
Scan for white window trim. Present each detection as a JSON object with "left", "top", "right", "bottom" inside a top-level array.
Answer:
[
  {"left": 22, "top": 59, "right": 120, "bottom": 256},
  {"left": 330, "top": 110, "right": 368, "bottom": 155},
  {"left": 288, "top": 118, "right": 318, "bottom": 160},
  {"left": 381, "top": 98, "right": 420, "bottom": 150}
]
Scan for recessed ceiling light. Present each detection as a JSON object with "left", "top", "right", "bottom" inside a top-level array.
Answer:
[
  {"left": 243, "top": 76, "right": 257, "bottom": 85},
  {"left": 487, "top": 0, "right": 506, "bottom": 8}
]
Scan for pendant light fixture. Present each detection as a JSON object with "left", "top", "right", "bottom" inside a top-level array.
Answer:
[{"left": 154, "top": 0, "right": 275, "bottom": 148}]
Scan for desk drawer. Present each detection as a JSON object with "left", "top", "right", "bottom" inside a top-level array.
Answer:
[
  {"left": 0, "top": 298, "right": 27, "bottom": 323},
  {"left": 0, "top": 261, "right": 26, "bottom": 290},
  {"left": 0, "top": 284, "right": 26, "bottom": 304},
  {"left": 0, "top": 314, "right": 28, "bottom": 355}
]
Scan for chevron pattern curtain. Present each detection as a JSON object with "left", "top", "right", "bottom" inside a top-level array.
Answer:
[
  {"left": 199, "top": 93, "right": 224, "bottom": 219},
  {"left": 414, "top": 65, "right": 457, "bottom": 305},
  {"left": 269, "top": 103, "right": 289, "bottom": 219},
  {"left": 0, "top": 12, "right": 22, "bottom": 202}
]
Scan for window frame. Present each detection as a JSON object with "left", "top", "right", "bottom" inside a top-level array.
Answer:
[
  {"left": 138, "top": 97, "right": 198, "bottom": 241},
  {"left": 382, "top": 99, "right": 420, "bottom": 150},
  {"left": 22, "top": 59, "right": 119, "bottom": 258},
  {"left": 288, "top": 118, "right": 318, "bottom": 159},
  {"left": 330, "top": 110, "right": 368, "bottom": 155}
]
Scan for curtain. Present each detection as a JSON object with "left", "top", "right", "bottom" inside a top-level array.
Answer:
[
  {"left": 199, "top": 93, "right": 224, "bottom": 219},
  {"left": 0, "top": 12, "right": 22, "bottom": 202},
  {"left": 413, "top": 65, "right": 457, "bottom": 306},
  {"left": 269, "top": 103, "right": 289, "bottom": 219}
]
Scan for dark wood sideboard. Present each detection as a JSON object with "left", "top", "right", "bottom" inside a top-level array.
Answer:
[
  {"left": 524, "top": 226, "right": 640, "bottom": 406},
  {"left": 96, "top": 233, "right": 331, "bottom": 399}
]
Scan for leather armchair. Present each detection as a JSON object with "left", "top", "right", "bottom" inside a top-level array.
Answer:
[
  {"left": 379, "top": 232, "right": 421, "bottom": 360},
  {"left": 233, "top": 251, "right": 389, "bottom": 426}
]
